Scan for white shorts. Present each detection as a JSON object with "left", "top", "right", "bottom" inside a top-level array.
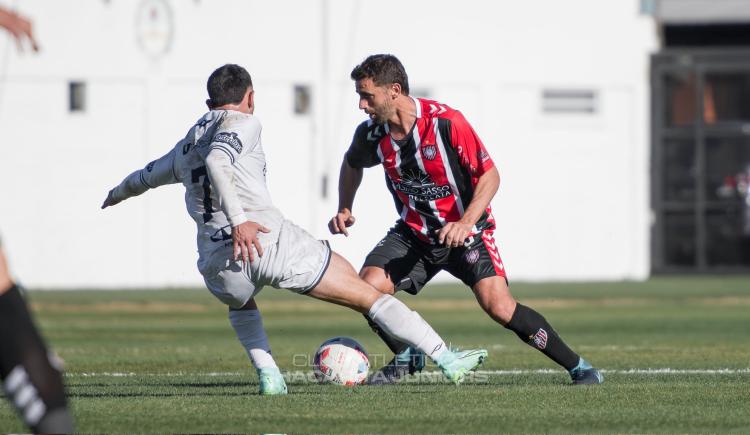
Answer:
[{"left": 202, "top": 219, "right": 331, "bottom": 308}]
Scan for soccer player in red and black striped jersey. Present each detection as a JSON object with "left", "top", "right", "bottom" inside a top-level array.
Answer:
[{"left": 329, "top": 54, "right": 603, "bottom": 385}]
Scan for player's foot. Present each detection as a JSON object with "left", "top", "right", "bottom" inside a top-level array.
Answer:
[
  {"left": 367, "top": 346, "right": 425, "bottom": 385},
  {"left": 436, "top": 349, "right": 488, "bottom": 385},
  {"left": 258, "top": 367, "right": 288, "bottom": 395},
  {"left": 569, "top": 358, "right": 604, "bottom": 385}
]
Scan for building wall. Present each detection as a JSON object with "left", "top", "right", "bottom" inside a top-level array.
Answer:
[{"left": 0, "top": 0, "right": 657, "bottom": 288}]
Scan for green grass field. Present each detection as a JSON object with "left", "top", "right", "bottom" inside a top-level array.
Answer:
[{"left": 2, "top": 276, "right": 749, "bottom": 433}]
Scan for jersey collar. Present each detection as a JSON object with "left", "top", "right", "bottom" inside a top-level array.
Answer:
[{"left": 411, "top": 96, "right": 422, "bottom": 119}]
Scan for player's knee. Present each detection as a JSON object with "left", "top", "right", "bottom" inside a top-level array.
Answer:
[
  {"left": 333, "top": 284, "right": 381, "bottom": 314},
  {"left": 234, "top": 298, "right": 258, "bottom": 310},
  {"left": 475, "top": 290, "right": 516, "bottom": 324},
  {"left": 359, "top": 267, "right": 395, "bottom": 294},
  {"left": 486, "top": 299, "right": 516, "bottom": 325}
]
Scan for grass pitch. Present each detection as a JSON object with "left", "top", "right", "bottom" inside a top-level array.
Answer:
[{"left": 1, "top": 276, "right": 749, "bottom": 433}]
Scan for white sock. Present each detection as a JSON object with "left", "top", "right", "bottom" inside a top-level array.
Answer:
[
  {"left": 228, "top": 309, "right": 277, "bottom": 370},
  {"left": 368, "top": 294, "right": 448, "bottom": 361}
]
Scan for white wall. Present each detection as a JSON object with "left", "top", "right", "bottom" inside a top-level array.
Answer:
[{"left": 0, "top": 0, "right": 657, "bottom": 288}]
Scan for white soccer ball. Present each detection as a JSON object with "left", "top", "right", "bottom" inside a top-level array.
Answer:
[{"left": 313, "top": 336, "right": 369, "bottom": 386}]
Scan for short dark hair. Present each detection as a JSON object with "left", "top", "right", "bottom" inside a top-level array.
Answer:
[
  {"left": 206, "top": 64, "right": 253, "bottom": 107},
  {"left": 350, "top": 54, "right": 409, "bottom": 96}
]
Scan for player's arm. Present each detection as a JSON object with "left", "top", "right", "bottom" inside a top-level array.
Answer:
[
  {"left": 101, "top": 147, "right": 179, "bottom": 209},
  {"left": 437, "top": 167, "right": 499, "bottom": 247},
  {"left": 329, "top": 159, "right": 363, "bottom": 236},
  {"left": 459, "top": 167, "right": 499, "bottom": 226},
  {"left": 204, "top": 131, "right": 268, "bottom": 263},
  {"left": 438, "top": 113, "right": 499, "bottom": 247},
  {"left": 329, "top": 122, "right": 378, "bottom": 236}
]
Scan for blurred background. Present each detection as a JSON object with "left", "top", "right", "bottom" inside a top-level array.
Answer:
[{"left": 0, "top": 0, "right": 748, "bottom": 288}]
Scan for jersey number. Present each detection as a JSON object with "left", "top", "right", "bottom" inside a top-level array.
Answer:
[{"left": 191, "top": 166, "right": 213, "bottom": 223}]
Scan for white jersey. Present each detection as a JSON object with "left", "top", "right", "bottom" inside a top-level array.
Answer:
[{"left": 110, "top": 110, "right": 284, "bottom": 272}]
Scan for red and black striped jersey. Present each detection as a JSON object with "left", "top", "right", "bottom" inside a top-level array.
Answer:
[{"left": 346, "top": 97, "right": 496, "bottom": 244}]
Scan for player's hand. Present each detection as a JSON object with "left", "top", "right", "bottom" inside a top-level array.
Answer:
[
  {"left": 328, "top": 208, "right": 356, "bottom": 236},
  {"left": 232, "top": 221, "right": 270, "bottom": 263},
  {"left": 100, "top": 189, "right": 121, "bottom": 209},
  {"left": 0, "top": 9, "right": 39, "bottom": 52},
  {"left": 436, "top": 221, "right": 472, "bottom": 248}
]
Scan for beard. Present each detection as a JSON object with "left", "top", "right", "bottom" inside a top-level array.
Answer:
[
  {"left": 371, "top": 101, "right": 393, "bottom": 124},
  {"left": 372, "top": 113, "right": 388, "bottom": 124}
]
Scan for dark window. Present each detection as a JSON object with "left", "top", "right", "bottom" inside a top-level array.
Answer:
[
  {"left": 664, "top": 211, "right": 696, "bottom": 266},
  {"left": 663, "top": 138, "right": 696, "bottom": 202},
  {"left": 294, "top": 85, "right": 311, "bottom": 115},
  {"left": 652, "top": 50, "right": 750, "bottom": 271},
  {"left": 69, "top": 81, "right": 86, "bottom": 112},
  {"left": 664, "top": 24, "right": 750, "bottom": 48}
]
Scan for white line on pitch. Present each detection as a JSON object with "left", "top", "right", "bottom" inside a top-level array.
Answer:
[
  {"left": 65, "top": 368, "right": 750, "bottom": 377},
  {"left": 479, "top": 368, "right": 750, "bottom": 375}
]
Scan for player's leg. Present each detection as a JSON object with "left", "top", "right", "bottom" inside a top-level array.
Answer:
[
  {"left": 357, "top": 224, "right": 434, "bottom": 383},
  {"left": 360, "top": 266, "right": 426, "bottom": 384},
  {"left": 361, "top": 266, "right": 407, "bottom": 355},
  {"left": 0, "top": 247, "right": 75, "bottom": 433},
  {"left": 472, "top": 277, "right": 602, "bottom": 384},
  {"left": 307, "top": 251, "right": 487, "bottom": 384},
  {"left": 228, "top": 298, "right": 286, "bottom": 395},
  {"left": 451, "top": 230, "right": 602, "bottom": 385},
  {"left": 203, "top": 250, "right": 286, "bottom": 394}
]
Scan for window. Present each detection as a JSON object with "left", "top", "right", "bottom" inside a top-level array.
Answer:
[
  {"left": 293, "top": 85, "right": 311, "bottom": 115},
  {"left": 69, "top": 81, "right": 86, "bottom": 113},
  {"left": 541, "top": 89, "right": 598, "bottom": 114}
]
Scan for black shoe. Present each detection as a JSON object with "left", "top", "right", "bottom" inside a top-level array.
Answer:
[
  {"left": 570, "top": 367, "right": 604, "bottom": 385},
  {"left": 367, "top": 347, "right": 425, "bottom": 385}
]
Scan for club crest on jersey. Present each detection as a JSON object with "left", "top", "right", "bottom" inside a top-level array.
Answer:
[
  {"left": 421, "top": 144, "right": 438, "bottom": 161},
  {"left": 464, "top": 249, "right": 480, "bottom": 264},
  {"left": 214, "top": 132, "right": 243, "bottom": 153},
  {"left": 531, "top": 328, "right": 548, "bottom": 350}
]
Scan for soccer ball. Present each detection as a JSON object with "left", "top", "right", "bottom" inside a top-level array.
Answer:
[{"left": 313, "top": 336, "right": 369, "bottom": 386}]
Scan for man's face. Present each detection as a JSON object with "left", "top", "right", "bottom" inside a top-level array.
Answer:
[{"left": 355, "top": 78, "right": 394, "bottom": 124}]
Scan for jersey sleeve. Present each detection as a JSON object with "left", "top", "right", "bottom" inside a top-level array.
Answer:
[
  {"left": 208, "top": 114, "right": 261, "bottom": 165},
  {"left": 205, "top": 148, "right": 247, "bottom": 227},
  {"left": 345, "top": 121, "right": 381, "bottom": 169},
  {"left": 110, "top": 147, "right": 178, "bottom": 202},
  {"left": 449, "top": 111, "right": 495, "bottom": 176}
]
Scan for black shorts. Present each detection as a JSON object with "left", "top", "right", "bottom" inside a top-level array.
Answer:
[{"left": 363, "top": 221, "right": 507, "bottom": 295}]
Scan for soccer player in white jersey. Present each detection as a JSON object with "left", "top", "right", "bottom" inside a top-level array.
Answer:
[{"left": 102, "top": 64, "right": 488, "bottom": 394}]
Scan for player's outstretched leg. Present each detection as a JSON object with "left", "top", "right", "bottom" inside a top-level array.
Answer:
[
  {"left": 0, "top": 284, "right": 75, "bottom": 433},
  {"left": 228, "top": 299, "right": 287, "bottom": 395},
  {"left": 473, "top": 276, "right": 603, "bottom": 385},
  {"left": 359, "top": 267, "right": 425, "bottom": 385},
  {"left": 363, "top": 314, "right": 424, "bottom": 385},
  {"left": 307, "top": 252, "right": 487, "bottom": 385}
]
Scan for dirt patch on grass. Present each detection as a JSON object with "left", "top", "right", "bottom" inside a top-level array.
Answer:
[{"left": 31, "top": 301, "right": 212, "bottom": 314}]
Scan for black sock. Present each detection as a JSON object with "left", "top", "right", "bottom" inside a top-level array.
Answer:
[
  {"left": 505, "top": 303, "right": 580, "bottom": 371},
  {"left": 0, "top": 284, "right": 74, "bottom": 433},
  {"left": 363, "top": 313, "right": 409, "bottom": 355}
]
